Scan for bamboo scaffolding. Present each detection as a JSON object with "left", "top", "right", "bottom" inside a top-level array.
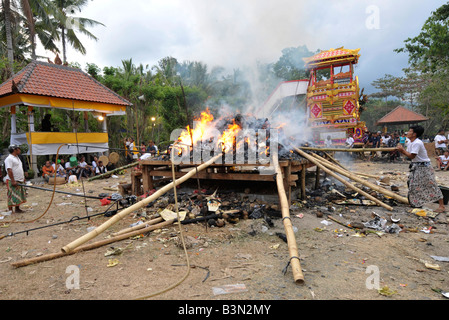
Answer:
[
  {"left": 62, "top": 153, "right": 223, "bottom": 253},
  {"left": 320, "top": 152, "right": 380, "bottom": 179},
  {"left": 309, "top": 153, "right": 409, "bottom": 204},
  {"left": 293, "top": 147, "right": 394, "bottom": 211},
  {"left": 11, "top": 219, "right": 176, "bottom": 268},
  {"left": 273, "top": 150, "right": 305, "bottom": 284},
  {"left": 300, "top": 147, "right": 396, "bottom": 153}
]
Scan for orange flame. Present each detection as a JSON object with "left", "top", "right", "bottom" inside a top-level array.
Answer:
[
  {"left": 176, "top": 108, "right": 243, "bottom": 153},
  {"left": 178, "top": 108, "right": 215, "bottom": 146}
]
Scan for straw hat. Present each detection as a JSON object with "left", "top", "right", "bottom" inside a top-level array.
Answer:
[
  {"left": 109, "top": 152, "right": 120, "bottom": 164},
  {"left": 99, "top": 155, "right": 109, "bottom": 165}
]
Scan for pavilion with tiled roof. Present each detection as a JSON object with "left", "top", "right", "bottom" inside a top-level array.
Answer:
[
  {"left": 0, "top": 60, "right": 132, "bottom": 172},
  {"left": 376, "top": 106, "right": 429, "bottom": 127}
]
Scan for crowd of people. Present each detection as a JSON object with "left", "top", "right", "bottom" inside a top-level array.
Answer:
[
  {"left": 40, "top": 155, "right": 111, "bottom": 183},
  {"left": 124, "top": 138, "right": 158, "bottom": 163}
]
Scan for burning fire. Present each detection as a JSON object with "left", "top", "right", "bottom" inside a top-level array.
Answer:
[
  {"left": 177, "top": 108, "right": 215, "bottom": 146},
  {"left": 176, "top": 108, "right": 243, "bottom": 153}
]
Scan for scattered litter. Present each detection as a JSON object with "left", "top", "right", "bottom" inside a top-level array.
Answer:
[
  {"left": 107, "top": 259, "right": 119, "bottom": 267},
  {"left": 0, "top": 257, "right": 12, "bottom": 263},
  {"left": 212, "top": 284, "right": 248, "bottom": 296},
  {"left": 130, "top": 221, "right": 143, "bottom": 228},
  {"left": 443, "top": 292, "right": 449, "bottom": 299},
  {"left": 207, "top": 199, "right": 221, "bottom": 212},
  {"left": 105, "top": 246, "right": 129, "bottom": 257},
  {"left": 364, "top": 216, "right": 386, "bottom": 230},
  {"left": 420, "top": 227, "right": 433, "bottom": 234},
  {"left": 378, "top": 286, "right": 397, "bottom": 296},
  {"left": 334, "top": 199, "right": 377, "bottom": 206},
  {"left": 431, "top": 256, "right": 449, "bottom": 262},
  {"left": 160, "top": 208, "right": 186, "bottom": 221},
  {"left": 425, "top": 263, "right": 441, "bottom": 271},
  {"left": 411, "top": 208, "right": 439, "bottom": 218},
  {"left": 321, "top": 220, "right": 333, "bottom": 226}
]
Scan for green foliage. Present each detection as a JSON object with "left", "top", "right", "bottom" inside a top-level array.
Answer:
[
  {"left": 272, "top": 45, "right": 314, "bottom": 81},
  {"left": 395, "top": 2, "right": 449, "bottom": 73}
]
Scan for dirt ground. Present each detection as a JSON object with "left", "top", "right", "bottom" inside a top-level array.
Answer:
[{"left": 0, "top": 155, "right": 448, "bottom": 302}]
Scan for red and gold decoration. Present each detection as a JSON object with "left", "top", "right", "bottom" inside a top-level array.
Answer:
[{"left": 303, "top": 47, "right": 367, "bottom": 145}]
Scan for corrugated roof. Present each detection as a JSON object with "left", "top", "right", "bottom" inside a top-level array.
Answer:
[
  {"left": 376, "top": 106, "right": 429, "bottom": 125},
  {"left": 0, "top": 60, "right": 132, "bottom": 107}
]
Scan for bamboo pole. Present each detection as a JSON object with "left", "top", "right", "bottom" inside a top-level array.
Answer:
[
  {"left": 62, "top": 154, "right": 223, "bottom": 253},
  {"left": 300, "top": 147, "right": 396, "bottom": 153},
  {"left": 293, "top": 147, "right": 394, "bottom": 211},
  {"left": 12, "top": 219, "right": 175, "bottom": 268},
  {"left": 273, "top": 150, "right": 305, "bottom": 284},
  {"left": 88, "top": 162, "right": 139, "bottom": 182},
  {"left": 320, "top": 151, "right": 380, "bottom": 179},
  {"left": 112, "top": 216, "right": 164, "bottom": 237},
  {"left": 310, "top": 153, "right": 409, "bottom": 204}
]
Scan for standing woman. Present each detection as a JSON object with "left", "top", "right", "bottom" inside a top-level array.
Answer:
[{"left": 397, "top": 125, "right": 445, "bottom": 213}]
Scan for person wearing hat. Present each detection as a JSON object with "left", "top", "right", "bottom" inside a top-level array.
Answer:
[{"left": 4, "top": 145, "right": 27, "bottom": 213}]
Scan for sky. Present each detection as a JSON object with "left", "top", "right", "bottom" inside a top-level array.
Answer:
[{"left": 37, "top": 0, "right": 446, "bottom": 95}]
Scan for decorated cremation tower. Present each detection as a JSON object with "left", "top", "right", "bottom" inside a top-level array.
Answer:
[{"left": 303, "top": 47, "right": 367, "bottom": 146}]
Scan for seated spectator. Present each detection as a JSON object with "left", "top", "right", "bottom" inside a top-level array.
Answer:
[
  {"left": 434, "top": 129, "right": 448, "bottom": 156},
  {"left": 91, "top": 156, "right": 99, "bottom": 175},
  {"left": 76, "top": 156, "right": 92, "bottom": 179},
  {"left": 146, "top": 140, "right": 158, "bottom": 156},
  {"left": 42, "top": 160, "right": 55, "bottom": 182},
  {"left": 436, "top": 150, "right": 449, "bottom": 171},
  {"left": 96, "top": 161, "right": 108, "bottom": 175},
  {"left": 65, "top": 158, "right": 77, "bottom": 176},
  {"left": 55, "top": 159, "right": 67, "bottom": 180}
]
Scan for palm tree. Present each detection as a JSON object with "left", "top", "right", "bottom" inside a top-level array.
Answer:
[
  {"left": 2, "top": 0, "right": 15, "bottom": 74},
  {"left": 52, "top": 0, "right": 105, "bottom": 64},
  {"left": 2, "top": 0, "right": 57, "bottom": 69},
  {"left": 21, "top": 0, "right": 57, "bottom": 60}
]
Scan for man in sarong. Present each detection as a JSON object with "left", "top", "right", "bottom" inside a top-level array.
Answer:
[
  {"left": 5, "top": 145, "right": 27, "bottom": 213},
  {"left": 397, "top": 126, "right": 445, "bottom": 213}
]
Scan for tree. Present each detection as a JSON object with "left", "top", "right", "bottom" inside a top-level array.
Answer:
[
  {"left": 52, "top": 0, "right": 105, "bottom": 64},
  {"left": 272, "top": 45, "right": 314, "bottom": 81},
  {"left": 2, "top": 0, "right": 15, "bottom": 73},
  {"left": 395, "top": 2, "right": 449, "bottom": 73}
]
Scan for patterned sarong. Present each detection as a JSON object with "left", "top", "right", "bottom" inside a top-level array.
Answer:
[
  {"left": 6, "top": 180, "right": 26, "bottom": 207},
  {"left": 408, "top": 162, "right": 443, "bottom": 208}
]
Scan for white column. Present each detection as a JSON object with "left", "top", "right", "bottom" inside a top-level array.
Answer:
[
  {"left": 102, "top": 114, "right": 107, "bottom": 133},
  {"left": 28, "top": 106, "right": 38, "bottom": 174},
  {"left": 11, "top": 106, "right": 17, "bottom": 134},
  {"left": 102, "top": 114, "right": 109, "bottom": 155}
]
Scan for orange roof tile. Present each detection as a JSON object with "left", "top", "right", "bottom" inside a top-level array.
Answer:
[
  {"left": 376, "top": 106, "right": 429, "bottom": 125},
  {"left": 0, "top": 61, "right": 132, "bottom": 107}
]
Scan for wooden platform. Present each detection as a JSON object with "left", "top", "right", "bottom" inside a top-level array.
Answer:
[{"left": 132, "top": 159, "right": 318, "bottom": 205}]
